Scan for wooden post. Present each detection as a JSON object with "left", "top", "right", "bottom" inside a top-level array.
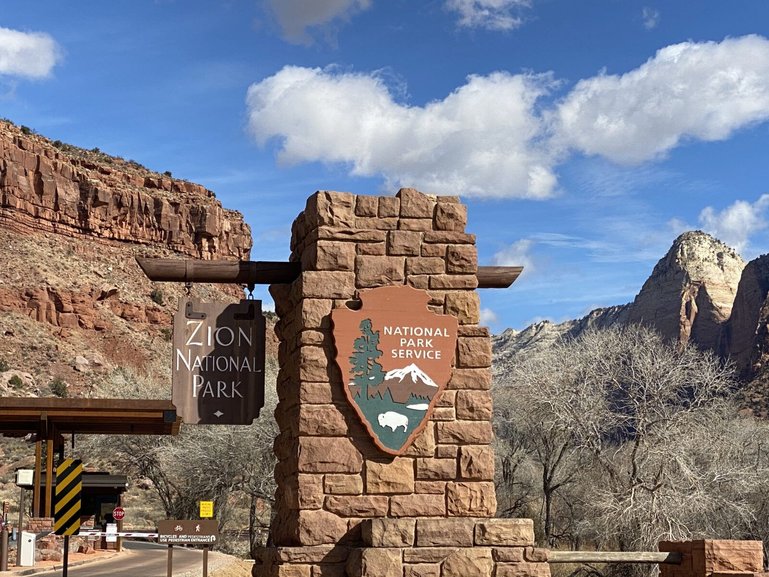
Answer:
[
  {"left": 16, "top": 487, "right": 24, "bottom": 566},
  {"left": 203, "top": 546, "right": 209, "bottom": 577},
  {"left": 44, "top": 427, "right": 54, "bottom": 518},
  {"left": 167, "top": 544, "right": 173, "bottom": 577},
  {"left": 33, "top": 439, "right": 41, "bottom": 518}
]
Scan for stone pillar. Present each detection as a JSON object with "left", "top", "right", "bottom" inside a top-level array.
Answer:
[
  {"left": 259, "top": 188, "right": 537, "bottom": 577},
  {"left": 660, "top": 540, "right": 764, "bottom": 577}
]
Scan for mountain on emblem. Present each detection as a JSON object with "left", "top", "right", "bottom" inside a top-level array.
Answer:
[{"left": 331, "top": 286, "right": 458, "bottom": 455}]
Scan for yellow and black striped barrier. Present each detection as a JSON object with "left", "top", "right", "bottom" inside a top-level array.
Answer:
[{"left": 54, "top": 458, "right": 82, "bottom": 536}]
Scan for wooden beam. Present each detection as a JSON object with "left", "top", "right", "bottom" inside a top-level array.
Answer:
[
  {"left": 136, "top": 258, "right": 301, "bottom": 285},
  {"left": 548, "top": 551, "right": 682, "bottom": 564},
  {"left": 136, "top": 258, "right": 523, "bottom": 289}
]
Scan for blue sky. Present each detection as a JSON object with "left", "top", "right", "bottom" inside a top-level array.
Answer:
[{"left": 3, "top": 1, "right": 769, "bottom": 332}]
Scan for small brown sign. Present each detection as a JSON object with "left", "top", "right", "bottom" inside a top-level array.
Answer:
[
  {"left": 172, "top": 298, "right": 265, "bottom": 425},
  {"left": 331, "top": 286, "right": 458, "bottom": 455},
  {"left": 157, "top": 519, "right": 219, "bottom": 545}
]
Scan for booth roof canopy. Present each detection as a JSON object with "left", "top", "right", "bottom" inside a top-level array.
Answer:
[{"left": 0, "top": 397, "right": 181, "bottom": 437}]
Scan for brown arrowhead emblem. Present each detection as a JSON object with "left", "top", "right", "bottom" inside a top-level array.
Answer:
[{"left": 331, "top": 286, "right": 458, "bottom": 455}]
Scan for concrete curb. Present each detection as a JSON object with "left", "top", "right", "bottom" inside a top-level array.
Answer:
[{"left": 0, "top": 551, "right": 122, "bottom": 576}]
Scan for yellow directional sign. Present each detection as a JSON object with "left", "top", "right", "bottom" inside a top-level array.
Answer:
[
  {"left": 54, "top": 458, "right": 82, "bottom": 536},
  {"left": 200, "top": 501, "right": 214, "bottom": 518}
]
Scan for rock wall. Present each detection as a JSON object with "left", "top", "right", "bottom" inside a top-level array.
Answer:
[
  {"left": 0, "top": 120, "right": 251, "bottom": 260},
  {"left": 722, "top": 255, "right": 769, "bottom": 377}
]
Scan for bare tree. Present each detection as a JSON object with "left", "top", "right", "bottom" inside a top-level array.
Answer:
[{"left": 495, "top": 325, "right": 769, "bottom": 554}]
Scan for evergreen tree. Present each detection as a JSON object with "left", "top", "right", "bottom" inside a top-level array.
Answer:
[{"left": 349, "top": 318, "right": 386, "bottom": 402}]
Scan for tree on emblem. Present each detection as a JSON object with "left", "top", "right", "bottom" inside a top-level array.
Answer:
[{"left": 349, "top": 318, "right": 385, "bottom": 402}]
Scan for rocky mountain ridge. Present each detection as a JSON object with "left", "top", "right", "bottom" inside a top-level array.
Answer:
[
  {"left": 0, "top": 119, "right": 256, "bottom": 398},
  {"left": 494, "top": 231, "right": 755, "bottom": 375}
]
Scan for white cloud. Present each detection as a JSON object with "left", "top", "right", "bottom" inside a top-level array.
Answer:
[
  {"left": 245, "top": 36, "right": 769, "bottom": 199},
  {"left": 246, "top": 66, "right": 557, "bottom": 198},
  {"left": 554, "top": 35, "right": 769, "bottom": 164},
  {"left": 492, "top": 239, "right": 535, "bottom": 272},
  {"left": 480, "top": 308, "right": 498, "bottom": 325},
  {"left": 698, "top": 195, "right": 769, "bottom": 253},
  {"left": 265, "top": 0, "right": 371, "bottom": 43},
  {"left": 445, "top": 0, "right": 531, "bottom": 31},
  {"left": 641, "top": 7, "right": 660, "bottom": 30},
  {"left": 0, "top": 27, "right": 61, "bottom": 78}
]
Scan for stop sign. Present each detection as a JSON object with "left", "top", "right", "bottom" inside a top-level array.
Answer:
[{"left": 112, "top": 506, "right": 125, "bottom": 521}]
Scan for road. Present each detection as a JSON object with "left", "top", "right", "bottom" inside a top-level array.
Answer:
[{"left": 51, "top": 540, "right": 227, "bottom": 577}]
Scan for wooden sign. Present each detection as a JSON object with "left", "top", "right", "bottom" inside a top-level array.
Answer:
[
  {"left": 331, "top": 286, "right": 458, "bottom": 455},
  {"left": 172, "top": 298, "right": 265, "bottom": 425},
  {"left": 158, "top": 519, "right": 219, "bottom": 545}
]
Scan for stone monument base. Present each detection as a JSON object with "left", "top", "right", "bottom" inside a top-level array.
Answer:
[{"left": 254, "top": 518, "right": 551, "bottom": 577}]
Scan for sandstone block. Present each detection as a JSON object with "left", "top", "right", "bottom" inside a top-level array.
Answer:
[
  {"left": 459, "top": 445, "right": 495, "bottom": 480},
  {"left": 442, "top": 548, "right": 493, "bottom": 577},
  {"left": 428, "top": 274, "right": 478, "bottom": 290},
  {"left": 405, "top": 257, "right": 445, "bottom": 275},
  {"left": 423, "top": 231, "right": 475, "bottom": 244},
  {"left": 357, "top": 242, "right": 386, "bottom": 255},
  {"left": 347, "top": 548, "right": 402, "bottom": 577},
  {"left": 447, "top": 482, "right": 497, "bottom": 517},
  {"left": 475, "top": 519, "right": 534, "bottom": 546},
  {"left": 299, "top": 299, "right": 333, "bottom": 329},
  {"left": 456, "top": 390, "right": 493, "bottom": 420},
  {"left": 378, "top": 196, "right": 400, "bottom": 217},
  {"left": 525, "top": 547, "right": 549, "bottom": 562},
  {"left": 300, "top": 271, "right": 355, "bottom": 299},
  {"left": 388, "top": 230, "right": 422, "bottom": 255},
  {"left": 356, "top": 216, "right": 399, "bottom": 230},
  {"left": 399, "top": 218, "right": 434, "bottom": 231},
  {"left": 297, "top": 474, "right": 325, "bottom": 509},
  {"left": 324, "top": 474, "right": 363, "bottom": 495},
  {"left": 324, "top": 495, "right": 389, "bottom": 517},
  {"left": 446, "top": 245, "right": 477, "bottom": 273},
  {"left": 397, "top": 188, "right": 435, "bottom": 218},
  {"left": 355, "top": 195, "right": 378, "bottom": 217},
  {"left": 390, "top": 494, "right": 446, "bottom": 517},
  {"left": 406, "top": 275, "right": 430, "bottom": 289},
  {"left": 416, "top": 458, "right": 457, "bottom": 480},
  {"left": 414, "top": 481, "right": 446, "bottom": 494},
  {"left": 297, "top": 509, "right": 349, "bottom": 545},
  {"left": 311, "top": 563, "right": 346, "bottom": 577},
  {"left": 495, "top": 562, "right": 551, "bottom": 577},
  {"left": 401, "top": 423, "right": 436, "bottom": 457},
  {"left": 299, "top": 382, "right": 334, "bottom": 404},
  {"left": 299, "top": 346, "right": 331, "bottom": 382},
  {"left": 355, "top": 255, "right": 405, "bottom": 288},
  {"left": 448, "top": 368, "right": 491, "bottom": 390},
  {"left": 435, "top": 445, "right": 458, "bottom": 459},
  {"left": 402, "top": 548, "right": 455, "bottom": 563},
  {"left": 434, "top": 202, "right": 468, "bottom": 231},
  {"left": 362, "top": 518, "right": 416, "bottom": 547},
  {"left": 275, "top": 545, "right": 351, "bottom": 563},
  {"left": 298, "top": 405, "right": 348, "bottom": 436},
  {"left": 437, "top": 421, "right": 493, "bottom": 445},
  {"left": 415, "top": 518, "right": 475, "bottom": 546},
  {"left": 403, "top": 564, "right": 440, "bottom": 577},
  {"left": 421, "top": 243, "right": 447, "bottom": 257},
  {"left": 456, "top": 337, "right": 492, "bottom": 368},
  {"left": 445, "top": 292, "right": 480, "bottom": 325},
  {"left": 305, "top": 191, "right": 355, "bottom": 228},
  {"left": 435, "top": 390, "right": 456, "bottom": 407},
  {"left": 430, "top": 407, "right": 455, "bottom": 421},
  {"left": 298, "top": 438, "right": 363, "bottom": 473},
  {"left": 316, "top": 227, "right": 386, "bottom": 243},
  {"left": 366, "top": 457, "right": 415, "bottom": 494},
  {"left": 277, "top": 564, "right": 311, "bottom": 577},
  {"left": 492, "top": 547, "right": 525, "bottom": 563},
  {"left": 305, "top": 241, "right": 356, "bottom": 271}
]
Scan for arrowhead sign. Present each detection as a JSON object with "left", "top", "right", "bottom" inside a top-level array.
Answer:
[{"left": 331, "top": 286, "right": 458, "bottom": 455}]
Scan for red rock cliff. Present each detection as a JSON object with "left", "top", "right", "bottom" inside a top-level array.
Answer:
[{"left": 0, "top": 120, "right": 252, "bottom": 260}]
